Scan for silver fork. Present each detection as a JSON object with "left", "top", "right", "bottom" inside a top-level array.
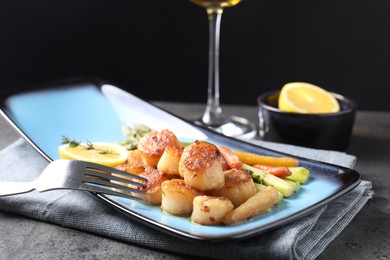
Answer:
[{"left": 0, "top": 159, "right": 147, "bottom": 200}]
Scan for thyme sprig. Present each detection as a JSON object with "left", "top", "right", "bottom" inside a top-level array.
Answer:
[{"left": 61, "top": 136, "right": 117, "bottom": 155}]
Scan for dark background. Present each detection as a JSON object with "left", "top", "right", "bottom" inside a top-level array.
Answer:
[{"left": 1, "top": 0, "right": 390, "bottom": 111}]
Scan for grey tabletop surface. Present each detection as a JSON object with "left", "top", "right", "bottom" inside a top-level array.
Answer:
[{"left": 0, "top": 101, "right": 389, "bottom": 260}]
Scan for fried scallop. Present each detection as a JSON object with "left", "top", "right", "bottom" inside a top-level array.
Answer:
[
  {"left": 115, "top": 149, "right": 145, "bottom": 175},
  {"left": 191, "top": 195, "right": 234, "bottom": 226},
  {"left": 137, "top": 129, "right": 181, "bottom": 168},
  {"left": 178, "top": 141, "right": 225, "bottom": 191},
  {"left": 138, "top": 167, "right": 167, "bottom": 205},
  {"left": 210, "top": 168, "right": 257, "bottom": 208},
  {"left": 157, "top": 145, "right": 184, "bottom": 177},
  {"left": 161, "top": 179, "right": 203, "bottom": 216}
]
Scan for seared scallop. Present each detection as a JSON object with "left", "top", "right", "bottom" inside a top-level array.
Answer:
[
  {"left": 210, "top": 168, "right": 257, "bottom": 208},
  {"left": 178, "top": 141, "right": 225, "bottom": 191},
  {"left": 191, "top": 195, "right": 234, "bottom": 226},
  {"left": 157, "top": 145, "right": 184, "bottom": 177},
  {"left": 161, "top": 179, "right": 203, "bottom": 216},
  {"left": 138, "top": 167, "right": 167, "bottom": 205},
  {"left": 137, "top": 129, "right": 181, "bottom": 168},
  {"left": 115, "top": 149, "right": 145, "bottom": 175}
]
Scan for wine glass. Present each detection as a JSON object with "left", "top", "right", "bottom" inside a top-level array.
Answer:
[{"left": 189, "top": 0, "right": 256, "bottom": 138}]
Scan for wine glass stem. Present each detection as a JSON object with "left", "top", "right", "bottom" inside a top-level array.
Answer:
[{"left": 202, "top": 9, "right": 224, "bottom": 126}]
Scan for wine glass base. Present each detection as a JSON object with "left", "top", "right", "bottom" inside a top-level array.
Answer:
[{"left": 194, "top": 115, "right": 257, "bottom": 139}]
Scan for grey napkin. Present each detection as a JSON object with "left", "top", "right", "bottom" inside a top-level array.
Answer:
[{"left": 0, "top": 139, "right": 373, "bottom": 260}]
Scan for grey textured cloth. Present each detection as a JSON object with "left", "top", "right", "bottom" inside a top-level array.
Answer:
[{"left": 0, "top": 139, "right": 373, "bottom": 260}]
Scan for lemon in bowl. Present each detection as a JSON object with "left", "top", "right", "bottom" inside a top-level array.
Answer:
[
  {"left": 278, "top": 82, "right": 340, "bottom": 114},
  {"left": 257, "top": 82, "right": 357, "bottom": 151}
]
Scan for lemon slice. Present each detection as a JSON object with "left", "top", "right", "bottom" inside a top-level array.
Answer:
[
  {"left": 278, "top": 82, "right": 340, "bottom": 113},
  {"left": 58, "top": 142, "right": 128, "bottom": 167}
]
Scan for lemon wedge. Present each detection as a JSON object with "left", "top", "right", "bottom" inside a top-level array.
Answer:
[
  {"left": 278, "top": 82, "right": 340, "bottom": 114},
  {"left": 58, "top": 142, "right": 128, "bottom": 167}
]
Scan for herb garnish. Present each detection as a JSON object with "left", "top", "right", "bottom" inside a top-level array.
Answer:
[
  {"left": 120, "top": 124, "right": 153, "bottom": 150},
  {"left": 61, "top": 136, "right": 116, "bottom": 155}
]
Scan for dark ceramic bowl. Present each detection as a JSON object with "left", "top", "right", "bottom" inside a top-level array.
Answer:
[{"left": 257, "top": 90, "right": 357, "bottom": 151}]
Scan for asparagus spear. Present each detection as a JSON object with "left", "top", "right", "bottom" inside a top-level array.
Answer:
[
  {"left": 242, "top": 163, "right": 295, "bottom": 197},
  {"left": 284, "top": 179, "right": 300, "bottom": 192},
  {"left": 286, "top": 167, "right": 310, "bottom": 184}
]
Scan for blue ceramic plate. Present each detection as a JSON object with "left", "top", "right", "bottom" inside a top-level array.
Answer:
[{"left": 0, "top": 78, "right": 361, "bottom": 242}]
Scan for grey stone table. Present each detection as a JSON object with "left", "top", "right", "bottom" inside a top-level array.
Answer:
[{"left": 0, "top": 102, "right": 389, "bottom": 260}]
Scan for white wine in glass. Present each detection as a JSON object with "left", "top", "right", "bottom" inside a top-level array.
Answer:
[{"left": 189, "top": 0, "right": 256, "bottom": 138}]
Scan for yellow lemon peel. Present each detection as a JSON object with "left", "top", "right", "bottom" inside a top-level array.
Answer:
[
  {"left": 58, "top": 142, "right": 128, "bottom": 167},
  {"left": 278, "top": 82, "right": 340, "bottom": 114}
]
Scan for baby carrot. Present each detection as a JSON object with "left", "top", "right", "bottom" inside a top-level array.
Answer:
[
  {"left": 234, "top": 150, "right": 299, "bottom": 167},
  {"left": 253, "top": 164, "right": 292, "bottom": 178},
  {"left": 218, "top": 145, "right": 242, "bottom": 169}
]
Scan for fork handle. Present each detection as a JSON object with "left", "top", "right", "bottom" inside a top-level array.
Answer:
[{"left": 0, "top": 181, "right": 35, "bottom": 196}]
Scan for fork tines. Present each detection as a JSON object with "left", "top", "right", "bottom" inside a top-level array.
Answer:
[{"left": 81, "top": 162, "right": 148, "bottom": 200}]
